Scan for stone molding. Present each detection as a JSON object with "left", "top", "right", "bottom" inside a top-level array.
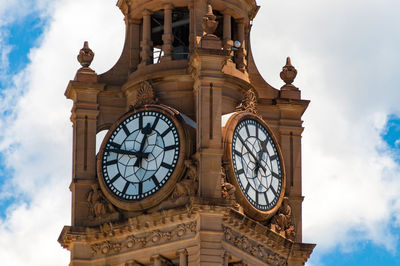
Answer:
[
  {"left": 223, "top": 226, "right": 287, "bottom": 265},
  {"left": 90, "top": 221, "right": 197, "bottom": 256},
  {"left": 59, "top": 206, "right": 198, "bottom": 250},
  {"left": 222, "top": 209, "right": 315, "bottom": 264}
]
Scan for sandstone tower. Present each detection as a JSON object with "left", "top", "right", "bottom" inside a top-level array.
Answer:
[{"left": 59, "top": 0, "right": 315, "bottom": 265}]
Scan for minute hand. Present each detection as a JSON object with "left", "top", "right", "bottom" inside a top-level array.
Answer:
[
  {"left": 238, "top": 135, "right": 266, "bottom": 172},
  {"left": 107, "top": 148, "right": 149, "bottom": 158}
]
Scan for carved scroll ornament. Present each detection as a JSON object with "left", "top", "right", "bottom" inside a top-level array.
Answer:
[{"left": 236, "top": 88, "right": 258, "bottom": 115}]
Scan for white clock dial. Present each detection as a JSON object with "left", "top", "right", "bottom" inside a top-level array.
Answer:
[
  {"left": 101, "top": 110, "right": 180, "bottom": 201},
  {"left": 232, "top": 118, "right": 283, "bottom": 211}
]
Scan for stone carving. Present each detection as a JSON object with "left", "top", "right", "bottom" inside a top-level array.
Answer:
[
  {"left": 100, "top": 222, "right": 114, "bottom": 237},
  {"left": 87, "top": 183, "right": 116, "bottom": 219},
  {"left": 280, "top": 57, "right": 297, "bottom": 87},
  {"left": 171, "top": 160, "right": 198, "bottom": 200},
  {"left": 134, "top": 81, "right": 158, "bottom": 107},
  {"left": 77, "top": 41, "right": 94, "bottom": 68},
  {"left": 269, "top": 197, "right": 296, "bottom": 241},
  {"left": 188, "top": 53, "right": 200, "bottom": 81},
  {"left": 91, "top": 221, "right": 197, "bottom": 256},
  {"left": 202, "top": 4, "right": 218, "bottom": 36},
  {"left": 235, "top": 88, "right": 258, "bottom": 115},
  {"left": 91, "top": 240, "right": 122, "bottom": 256},
  {"left": 223, "top": 226, "right": 287, "bottom": 265},
  {"left": 220, "top": 167, "right": 236, "bottom": 200}
]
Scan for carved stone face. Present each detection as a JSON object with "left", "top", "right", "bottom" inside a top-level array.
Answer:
[{"left": 232, "top": 118, "right": 283, "bottom": 212}]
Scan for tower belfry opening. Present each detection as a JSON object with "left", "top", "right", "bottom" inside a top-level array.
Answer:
[
  {"left": 149, "top": 7, "right": 190, "bottom": 64},
  {"left": 59, "top": 0, "right": 315, "bottom": 265}
]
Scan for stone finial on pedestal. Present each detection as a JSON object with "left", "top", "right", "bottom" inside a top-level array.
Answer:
[
  {"left": 279, "top": 57, "right": 300, "bottom": 99},
  {"left": 199, "top": 4, "right": 222, "bottom": 50},
  {"left": 77, "top": 41, "right": 94, "bottom": 68},
  {"left": 202, "top": 4, "right": 218, "bottom": 36},
  {"left": 75, "top": 41, "right": 98, "bottom": 83}
]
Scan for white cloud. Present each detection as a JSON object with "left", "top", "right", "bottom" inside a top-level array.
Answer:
[
  {"left": 395, "top": 139, "right": 400, "bottom": 148},
  {"left": 0, "top": 0, "right": 123, "bottom": 265},
  {"left": 252, "top": 0, "right": 400, "bottom": 260}
]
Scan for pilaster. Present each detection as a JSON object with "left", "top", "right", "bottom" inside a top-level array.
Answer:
[{"left": 66, "top": 81, "right": 104, "bottom": 226}]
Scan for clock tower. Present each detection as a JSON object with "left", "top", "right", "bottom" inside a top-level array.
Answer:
[{"left": 59, "top": 0, "right": 315, "bottom": 265}]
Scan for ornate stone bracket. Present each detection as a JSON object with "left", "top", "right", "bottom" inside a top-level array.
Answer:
[
  {"left": 235, "top": 88, "right": 258, "bottom": 115},
  {"left": 268, "top": 197, "right": 296, "bottom": 241}
]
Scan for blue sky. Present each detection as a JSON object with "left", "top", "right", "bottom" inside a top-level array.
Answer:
[{"left": 0, "top": 0, "right": 400, "bottom": 265}]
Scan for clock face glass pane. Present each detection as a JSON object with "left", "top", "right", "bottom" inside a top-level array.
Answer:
[
  {"left": 232, "top": 118, "right": 283, "bottom": 211},
  {"left": 101, "top": 110, "right": 180, "bottom": 201}
]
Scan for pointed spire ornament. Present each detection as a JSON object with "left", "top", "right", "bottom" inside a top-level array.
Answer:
[
  {"left": 279, "top": 57, "right": 300, "bottom": 99},
  {"left": 77, "top": 41, "right": 95, "bottom": 68},
  {"left": 280, "top": 57, "right": 297, "bottom": 85},
  {"left": 202, "top": 4, "right": 218, "bottom": 36}
]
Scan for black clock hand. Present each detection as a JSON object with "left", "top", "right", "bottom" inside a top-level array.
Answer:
[
  {"left": 134, "top": 123, "right": 152, "bottom": 167},
  {"left": 260, "top": 139, "right": 273, "bottom": 173},
  {"left": 106, "top": 148, "right": 149, "bottom": 158},
  {"left": 238, "top": 135, "right": 267, "bottom": 173}
]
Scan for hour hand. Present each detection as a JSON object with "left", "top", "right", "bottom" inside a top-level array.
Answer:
[{"left": 106, "top": 148, "right": 149, "bottom": 158}]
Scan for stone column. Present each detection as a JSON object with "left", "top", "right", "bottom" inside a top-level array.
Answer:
[
  {"left": 177, "top": 249, "right": 188, "bottom": 265},
  {"left": 235, "top": 18, "right": 247, "bottom": 71},
  {"left": 223, "top": 13, "right": 231, "bottom": 50},
  {"left": 162, "top": 4, "right": 174, "bottom": 61},
  {"left": 66, "top": 82, "right": 104, "bottom": 226},
  {"left": 223, "top": 251, "right": 231, "bottom": 266},
  {"left": 188, "top": 2, "right": 195, "bottom": 51},
  {"left": 140, "top": 9, "right": 153, "bottom": 67},
  {"left": 195, "top": 80, "right": 223, "bottom": 198},
  {"left": 128, "top": 18, "right": 142, "bottom": 72},
  {"left": 151, "top": 255, "right": 162, "bottom": 266},
  {"left": 279, "top": 126, "right": 304, "bottom": 242}
]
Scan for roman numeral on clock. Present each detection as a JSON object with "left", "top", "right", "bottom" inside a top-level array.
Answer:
[
  {"left": 161, "top": 127, "right": 172, "bottom": 137},
  {"left": 164, "top": 145, "right": 176, "bottom": 151},
  {"left": 110, "top": 173, "right": 121, "bottom": 183},
  {"left": 105, "top": 159, "right": 118, "bottom": 166},
  {"left": 161, "top": 162, "right": 172, "bottom": 169},
  {"left": 151, "top": 175, "right": 159, "bottom": 186},
  {"left": 122, "top": 124, "right": 130, "bottom": 136},
  {"left": 151, "top": 116, "right": 159, "bottom": 130}
]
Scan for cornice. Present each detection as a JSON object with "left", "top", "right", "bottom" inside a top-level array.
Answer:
[{"left": 222, "top": 209, "right": 315, "bottom": 264}]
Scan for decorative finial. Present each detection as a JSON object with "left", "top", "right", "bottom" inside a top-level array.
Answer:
[
  {"left": 280, "top": 57, "right": 297, "bottom": 85},
  {"left": 202, "top": 4, "right": 218, "bottom": 36},
  {"left": 77, "top": 41, "right": 94, "bottom": 68}
]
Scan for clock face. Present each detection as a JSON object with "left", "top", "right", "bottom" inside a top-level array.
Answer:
[
  {"left": 232, "top": 118, "right": 283, "bottom": 211},
  {"left": 100, "top": 110, "right": 180, "bottom": 201}
]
